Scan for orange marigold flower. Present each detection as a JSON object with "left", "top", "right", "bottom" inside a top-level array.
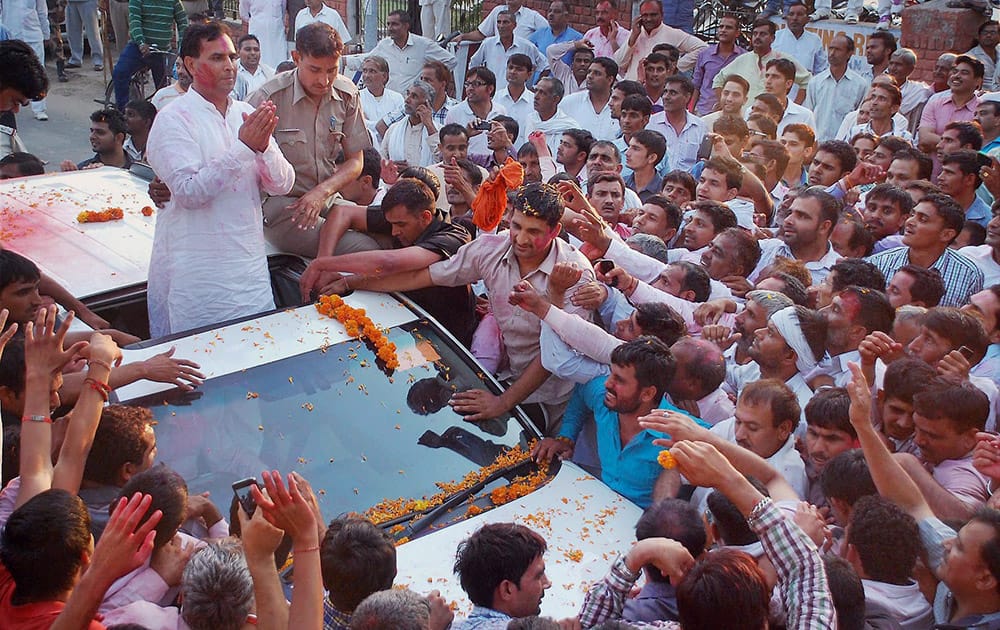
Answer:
[
  {"left": 141, "top": 206, "right": 154, "bottom": 216},
  {"left": 77, "top": 207, "right": 124, "bottom": 223},
  {"left": 657, "top": 450, "right": 676, "bottom": 470},
  {"left": 315, "top": 293, "right": 400, "bottom": 369}
]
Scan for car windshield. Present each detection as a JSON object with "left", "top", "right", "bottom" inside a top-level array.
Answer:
[{"left": 123, "top": 319, "right": 539, "bottom": 528}]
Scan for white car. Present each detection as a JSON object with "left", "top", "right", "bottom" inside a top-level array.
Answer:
[
  {"left": 3, "top": 167, "right": 644, "bottom": 617},
  {"left": 113, "top": 292, "right": 642, "bottom": 617},
  {"left": 0, "top": 166, "right": 305, "bottom": 339}
]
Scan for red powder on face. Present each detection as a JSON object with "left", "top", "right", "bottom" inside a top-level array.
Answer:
[{"left": 837, "top": 291, "right": 863, "bottom": 323}]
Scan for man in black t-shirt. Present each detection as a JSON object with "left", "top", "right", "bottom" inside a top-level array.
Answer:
[{"left": 300, "top": 178, "right": 477, "bottom": 346}]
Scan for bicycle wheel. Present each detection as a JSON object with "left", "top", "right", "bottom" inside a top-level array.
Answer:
[
  {"left": 129, "top": 71, "right": 149, "bottom": 103},
  {"left": 96, "top": 79, "right": 115, "bottom": 108}
]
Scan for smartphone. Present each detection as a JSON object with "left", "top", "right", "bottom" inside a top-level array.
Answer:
[
  {"left": 594, "top": 259, "right": 619, "bottom": 287},
  {"left": 696, "top": 136, "right": 713, "bottom": 162},
  {"left": 232, "top": 477, "right": 260, "bottom": 517},
  {"left": 959, "top": 345, "right": 975, "bottom": 361},
  {"left": 474, "top": 121, "right": 492, "bottom": 131}
]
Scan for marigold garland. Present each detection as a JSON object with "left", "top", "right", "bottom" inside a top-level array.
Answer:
[
  {"left": 364, "top": 443, "right": 549, "bottom": 526},
  {"left": 77, "top": 207, "right": 124, "bottom": 223},
  {"left": 315, "top": 294, "right": 399, "bottom": 369}
]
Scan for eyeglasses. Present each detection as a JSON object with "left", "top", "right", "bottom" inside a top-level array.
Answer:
[
  {"left": 748, "top": 129, "right": 769, "bottom": 138},
  {"left": 464, "top": 81, "right": 488, "bottom": 88}
]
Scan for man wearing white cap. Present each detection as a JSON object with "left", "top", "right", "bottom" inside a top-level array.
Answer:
[{"left": 725, "top": 304, "right": 827, "bottom": 423}]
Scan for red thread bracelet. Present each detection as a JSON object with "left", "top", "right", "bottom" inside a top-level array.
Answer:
[{"left": 84, "top": 377, "right": 111, "bottom": 402}]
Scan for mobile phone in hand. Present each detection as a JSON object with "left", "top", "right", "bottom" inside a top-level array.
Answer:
[{"left": 232, "top": 477, "right": 260, "bottom": 517}]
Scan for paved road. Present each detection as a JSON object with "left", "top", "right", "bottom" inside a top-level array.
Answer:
[{"left": 15, "top": 46, "right": 125, "bottom": 169}]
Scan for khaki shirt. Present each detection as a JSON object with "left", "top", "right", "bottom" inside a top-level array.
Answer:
[
  {"left": 428, "top": 233, "right": 595, "bottom": 406},
  {"left": 248, "top": 70, "right": 371, "bottom": 197}
]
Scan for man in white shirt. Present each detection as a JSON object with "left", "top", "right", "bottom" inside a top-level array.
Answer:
[
  {"left": 961, "top": 209, "right": 1000, "bottom": 287},
  {"left": 710, "top": 378, "right": 808, "bottom": 497},
  {"left": 1, "top": 0, "right": 49, "bottom": 120},
  {"left": 151, "top": 58, "right": 192, "bottom": 112},
  {"left": 457, "top": 0, "right": 546, "bottom": 43},
  {"left": 232, "top": 34, "right": 274, "bottom": 101},
  {"left": 468, "top": 10, "right": 546, "bottom": 93},
  {"left": 493, "top": 54, "right": 534, "bottom": 146},
  {"left": 847, "top": 82, "right": 912, "bottom": 142},
  {"left": 969, "top": 21, "right": 999, "bottom": 91},
  {"left": 763, "top": 58, "right": 815, "bottom": 135},
  {"left": 444, "top": 66, "right": 507, "bottom": 155},
  {"left": 359, "top": 56, "right": 404, "bottom": 145},
  {"left": 294, "top": 0, "right": 351, "bottom": 44},
  {"left": 557, "top": 57, "right": 620, "bottom": 142},
  {"left": 145, "top": 22, "right": 295, "bottom": 337},
  {"left": 845, "top": 496, "right": 935, "bottom": 629},
  {"left": 524, "top": 77, "right": 579, "bottom": 156},
  {"left": 772, "top": 2, "right": 828, "bottom": 77},
  {"left": 888, "top": 48, "right": 932, "bottom": 131},
  {"left": 805, "top": 34, "right": 868, "bottom": 142},
  {"left": 381, "top": 80, "right": 440, "bottom": 168},
  {"left": 647, "top": 75, "right": 706, "bottom": 172},
  {"left": 726, "top": 305, "right": 825, "bottom": 429},
  {"left": 343, "top": 10, "right": 455, "bottom": 93},
  {"left": 752, "top": 187, "right": 841, "bottom": 285}
]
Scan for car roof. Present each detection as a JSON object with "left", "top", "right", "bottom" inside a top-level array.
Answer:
[
  {"left": 114, "top": 290, "right": 420, "bottom": 401},
  {"left": 1, "top": 167, "right": 157, "bottom": 299},
  {"left": 1, "top": 167, "right": 282, "bottom": 301}
]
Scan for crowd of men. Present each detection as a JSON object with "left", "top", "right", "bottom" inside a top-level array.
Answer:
[{"left": 8, "top": 0, "right": 1000, "bottom": 626}]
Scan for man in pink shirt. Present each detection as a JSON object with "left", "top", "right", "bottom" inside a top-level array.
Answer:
[
  {"left": 612, "top": 0, "right": 706, "bottom": 80},
  {"left": 891, "top": 377, "right": 993, "bottom": 520},
  {"left": 582, "top": 1, "right": 629, "bottom": 60},
  {"left": 919, "top": 54, "right": 984, "bottom": 163}
]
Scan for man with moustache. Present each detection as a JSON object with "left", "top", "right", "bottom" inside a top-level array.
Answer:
[
  {"left": 146, "top": 21, "right": 294, "bottom": 337},
  {"left": 531, "top": 337, "right": 685, "bottom": 508}
]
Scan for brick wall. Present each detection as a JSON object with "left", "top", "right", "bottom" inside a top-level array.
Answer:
[
  {"left": 480, "top": 0, "right": 632, "bottom": 32},
  {"left": 901, "top": 0, "right": 986, "bottom": 83}
]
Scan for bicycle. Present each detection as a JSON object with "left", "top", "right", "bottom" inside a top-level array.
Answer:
[{"left": 96, "top": 46, "right": 177, "bottom": 109}]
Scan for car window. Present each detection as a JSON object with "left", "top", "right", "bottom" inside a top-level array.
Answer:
[{"left": 123, "top": 319, "right": 539, "bottom": 531}]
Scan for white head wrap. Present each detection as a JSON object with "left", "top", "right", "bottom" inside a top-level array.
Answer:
[{"left": 769, "top": 306, "right": 817, "bottom": 374}]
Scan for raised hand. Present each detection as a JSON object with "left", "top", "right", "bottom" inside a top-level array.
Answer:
[
  {"left": 251, "top": 471, "right": 319, "bottom": 547},
  {"left": 25, "top": 306, "right": 88, "bottom": 380},
  {"left": 239, "top": 100, "right": 279, "bottom": 153},
  {"left": 87, "top": 493, "right": 163, "bottom": 586}
]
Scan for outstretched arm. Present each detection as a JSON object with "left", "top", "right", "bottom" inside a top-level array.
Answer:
[{"left": 846, "top": 362, "right": 935, "bottom": 521}]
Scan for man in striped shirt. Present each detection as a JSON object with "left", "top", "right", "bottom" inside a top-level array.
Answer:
[
  {"left": 111, "top": 0, "right": 187, "bottom": 111},
  {"left": 866, "top": 193, "right": 984, "bottom": 307}
]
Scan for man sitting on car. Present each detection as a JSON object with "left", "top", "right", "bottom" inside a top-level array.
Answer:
[
  {"left": 299, "top": 178, "right": 477, "bottom": 346},
  {"left": 314, "top": 182, "right": 595, "bottom": 435}
]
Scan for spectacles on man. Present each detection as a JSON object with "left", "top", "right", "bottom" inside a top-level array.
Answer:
[{"left": 464, "top": 81, "right": 488, "bottom": 88}]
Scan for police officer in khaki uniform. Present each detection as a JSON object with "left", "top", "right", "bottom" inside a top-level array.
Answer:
[{"left": 247, "top": 22, "right": 377, "bottom": 258}]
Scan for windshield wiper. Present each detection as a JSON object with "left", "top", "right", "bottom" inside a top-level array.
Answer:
[{"left": 381, "top": 455, "right": 544, "bottom": 539}]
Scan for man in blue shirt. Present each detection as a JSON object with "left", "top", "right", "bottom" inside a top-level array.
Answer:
[
  {"left": 528, "top": 0, "right": 582, "bottom": 82},
  {"left": 531, "top": 336, "right": 687, "bottom": 507}
]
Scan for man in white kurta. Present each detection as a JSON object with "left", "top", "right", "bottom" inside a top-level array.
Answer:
[{"left": 146, "top": 24, "right": 295, "bottom": 337}]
